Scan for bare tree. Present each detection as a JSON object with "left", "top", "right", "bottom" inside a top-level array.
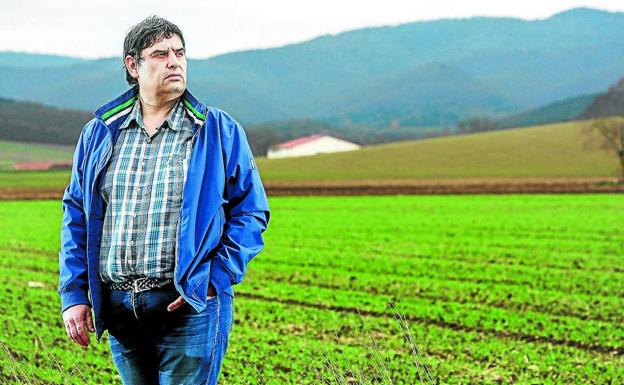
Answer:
[{"left": 583, "top": 117, "right": 624, "bottom": 182}]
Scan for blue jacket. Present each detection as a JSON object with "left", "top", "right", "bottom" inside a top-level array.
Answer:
[{"left": 58, "top": 86, "right": 270, "bottom": 341}]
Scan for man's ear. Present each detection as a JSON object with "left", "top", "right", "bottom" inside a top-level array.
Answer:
[{"left": 124, "top": 55, "right": 140, "bottom": 81}]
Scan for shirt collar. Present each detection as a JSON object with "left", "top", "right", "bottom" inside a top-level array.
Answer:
[
  {"left": 119, "top": 96, "right": 186, "bottom": 132},
  {"left": 95, "top": 86, "right": 207, "bottom": 131},
  {"left": 119, "top": 97, "right": 144, "bottom": 130}
]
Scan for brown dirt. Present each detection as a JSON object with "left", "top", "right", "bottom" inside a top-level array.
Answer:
[
  {"left": 1, "top": 177, "right": 622, "bottom": 200},
  {"left": 0, "top": 187, "right": 66, "bottom": 200},
  {"left": 263, "top": 177, "right": 624, "bottom": 196}
]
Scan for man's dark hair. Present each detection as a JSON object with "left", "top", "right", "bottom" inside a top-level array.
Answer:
[{"left": 123, "top": 16, "right": 186, "bottom": 86}]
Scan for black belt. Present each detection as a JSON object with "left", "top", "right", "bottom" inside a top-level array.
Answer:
[{"left": 107, "top": 277, "right": 173, "bottom": 293}]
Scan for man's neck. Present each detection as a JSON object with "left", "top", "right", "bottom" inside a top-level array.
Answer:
[
  {"left": 139, "top": 92, "right": 180, "bottom": 121},
  {"left": 138, "top": 90, "right": 183, "bottom": 134}
]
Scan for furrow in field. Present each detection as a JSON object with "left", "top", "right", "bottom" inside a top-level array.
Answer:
[
  {"left": 235, "top": 282, "right": 624, "bottom": 354},
  {"left": 230, "top": 296, "right": 624, "bottom": 384},
  {"left": 257, "top": 252, "right": 624, "bottom": 298},
  {"left": 265, "top": 239, "right": 624, "bottom": 273},
  {"left": 248, "top": 265, "right": 624, "bottom": 323}
]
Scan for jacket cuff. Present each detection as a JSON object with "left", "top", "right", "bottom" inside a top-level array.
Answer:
[
  {"left": 59, "top": 286, "right": 90, "bottom": 313},
  {"left": 209, "top": 258, "right": 233, "bottom": 296}
]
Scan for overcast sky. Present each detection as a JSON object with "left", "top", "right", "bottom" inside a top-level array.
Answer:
[{"left": 1, "top": 0, "right": 622, "bottom": 59}]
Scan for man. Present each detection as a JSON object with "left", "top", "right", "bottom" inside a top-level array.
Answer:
[{"left": 58, "top": 16, "right": 270, "bottom": 384}]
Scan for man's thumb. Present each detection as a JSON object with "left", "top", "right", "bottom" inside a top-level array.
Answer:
[{"left": 85, "top": 310, "right": 95, "bottom": 332}]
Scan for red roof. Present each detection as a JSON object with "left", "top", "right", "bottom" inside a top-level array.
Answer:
[
  {"left": 14, "top": 161, "right": 73, "bottom": 171},
  {"left": 274, "top": 134, "right": 325, "bottom": 150}
]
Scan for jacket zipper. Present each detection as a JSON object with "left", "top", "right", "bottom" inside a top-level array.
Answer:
[
  {"left": 92, "top": 130, "right": 112, "bottom": 340},
  {"left": 173, "top": 127, "right": 202, "bottom": 294}
]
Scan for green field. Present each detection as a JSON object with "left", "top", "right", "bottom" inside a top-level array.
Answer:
[
  {"left": 257, "top": 120, "right": 617, "bottom": 181},
  {"left": 0, "top": 141, "right": 73, "bottom": 171},
  {"left": 0, "top": 170, "right": 70, "bottom": 189},
  {"left": 0, "top": 195, "right": 622, "bottom": 384},
  {"left": 0, "top": 119, "right": 619, "bottom": 188}
]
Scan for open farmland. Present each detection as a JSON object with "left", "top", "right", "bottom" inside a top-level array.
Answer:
[
  {"left": 0, "top": 121, "right": 618, "bottom": 189},
  {"left": 0, "top": 194, "right": 622, "bottom": 384},
  {"left": 0, "top": 140, "right": 73, "bottom": 171},
  {"left": 256, "top": 120, "right": 618, "bottom": 181},
  {"left": 0, "top": 119, "right": 621, "bottom": 199},
  {"left": 0, "top": 141, "right": 73, "bottom": 163}
]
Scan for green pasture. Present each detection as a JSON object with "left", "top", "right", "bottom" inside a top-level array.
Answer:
[
  {"left": 0, "top": 141, "right": 73, "bottom": 162},
  {"left": 0, "top": 170, "right": 70, "bottom": 189},
  {"left": 256, "top": 120, "right": 617, "bottom": 180},
  {"left": 0, "top": 194, "right": 622, "bottom": 384},
  {"left": 0, "top": 141, "right": 73, "bottom": 171}
]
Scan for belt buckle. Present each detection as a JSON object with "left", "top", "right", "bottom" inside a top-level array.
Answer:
[{"left": 133, "top": 279, "right": 150, "bottom": 293}]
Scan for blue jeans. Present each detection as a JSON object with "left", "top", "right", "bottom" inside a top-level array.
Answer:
[{"left": 104, "top": 285, "right": 233, "bottom": 385}]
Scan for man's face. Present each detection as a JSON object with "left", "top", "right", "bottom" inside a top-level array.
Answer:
[{"left": 128, "top": 34, "right": 187, "bottom": 99}]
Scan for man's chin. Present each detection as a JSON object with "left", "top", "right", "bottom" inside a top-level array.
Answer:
[
  {"left": 171, "top": 85, "right": 184, "bottom": 94},
  {"left": 166, "top": 83, "right": 186, "bottom": 96}
]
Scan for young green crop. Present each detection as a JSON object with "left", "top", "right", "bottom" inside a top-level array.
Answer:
[{"left": 0, "top": 194, "right": 622, "bottom": 384}]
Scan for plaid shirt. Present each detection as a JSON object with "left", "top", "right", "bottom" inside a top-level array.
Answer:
[{"left": 99, "top": 97, "right": 195, "bottom": 283}]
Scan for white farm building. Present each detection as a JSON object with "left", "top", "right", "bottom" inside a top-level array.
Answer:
[{"left": 267, "top": 134, "right": 361, "bottom": 159}]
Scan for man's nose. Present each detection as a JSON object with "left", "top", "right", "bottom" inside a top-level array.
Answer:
[{"left": 166, "top": 50, "right": 182, "bottom": 67}]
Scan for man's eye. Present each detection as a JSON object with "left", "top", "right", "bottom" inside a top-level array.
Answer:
[
  {"left": 176, "top": 51, "right": 185, "bottom": 58},
  {"left": 155, "top": 52, "right": 166, "bottom": 58}
]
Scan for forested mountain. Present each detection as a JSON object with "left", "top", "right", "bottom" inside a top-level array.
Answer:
[
  {"left": 1, "top": 7, "right": 623, "bottom": 127},
  {"left": 0, "top": 98, "right": 89, "bottom": 145}
]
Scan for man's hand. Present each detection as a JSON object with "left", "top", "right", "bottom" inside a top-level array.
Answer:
[
  {"left": 167, "top": 285, "right": 216, "bottom": 312},
  {"left": 167, "top": 296, "right": 186, "bottom": 312},
  {"left": 62, "top": 304, "right": 95, "bottom": 347}
]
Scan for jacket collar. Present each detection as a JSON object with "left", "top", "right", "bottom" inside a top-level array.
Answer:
[
  {"left": 119, "top": 96, "right": 188, "bottom": 132},
  {"left": 94, "top": 85, "right": 208, "bottom": 131}
]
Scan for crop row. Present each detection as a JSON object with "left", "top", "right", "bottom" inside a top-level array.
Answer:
[
  {"left": 248, "top": 261, "right": 624, "bottom": 323},
  {"left": 265, "top": 236, "right": 623, "bottom": 273},
  {"left": 225, "top": 294, "right": 624, "bottom": 384},
  {"left": 257, "top": 249, "right": 624, "bottom": 297},
  {"left": 237, "top": 279, "right": 624, "bottom": 351}
]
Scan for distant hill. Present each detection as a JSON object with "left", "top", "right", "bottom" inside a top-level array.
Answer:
[
  {"left": 1, "top": 7, "right": 623, "bottom": 127},
  {"left": 476, "top": 74, "right": 624, "bottom": 130},
  {"left": 322, "top": 63, "right": 513, "bottom": 127},
  {"left": 496, "top": 94, "right": 597, "bottom": 128},
  {"left": 0, "top": 98, "right": 89, "bottom": 145},
  {"left": 580, "top": 76, "right": 624, "bottom": 119},
  {"left": 257, "top": 119, "right": 618, "bottom": 181}
]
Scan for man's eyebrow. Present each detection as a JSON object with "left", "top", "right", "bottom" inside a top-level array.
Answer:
[{"left": 150, "top": 47, "right": 184, "bottom": 53}]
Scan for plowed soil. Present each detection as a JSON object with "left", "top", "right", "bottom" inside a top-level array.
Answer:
[{"left": 1, "top": 177, "right": 621, "bottom": 200}]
